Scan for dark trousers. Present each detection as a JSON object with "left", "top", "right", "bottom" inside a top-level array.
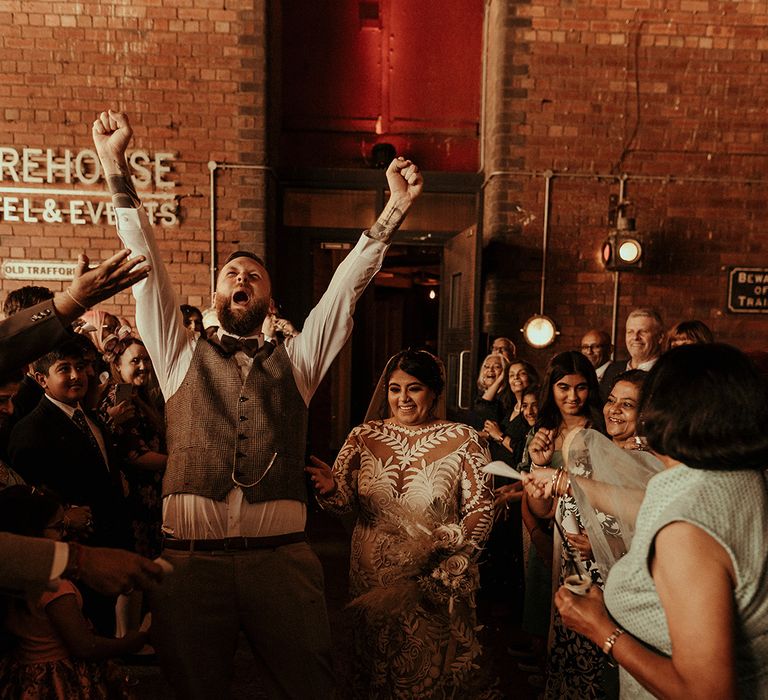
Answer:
[{"left": 149, "top": 542, "right": 334, "bottom": 700}]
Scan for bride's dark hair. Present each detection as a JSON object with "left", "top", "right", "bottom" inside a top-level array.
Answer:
[{"left": 383, "top": 349, "right": 445, "bottom": 397}]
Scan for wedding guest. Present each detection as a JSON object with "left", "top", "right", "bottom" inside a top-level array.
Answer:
[
  {"left": 1, "top": 287, "right": 55, "bottom": 435},
  {"left": 0, "top": 486, "right": 146, "bottom": 699},
  {"left": 524, "top": 351, "right": 609, "bottom": 700},
  {"left": 0, "top": 247, "right": 158, "bottom": 599},
  {"left": 663, "top": 319, "right": 714, "bottom": 351},
  {"left": 2, "top": 285, "right": 54, "bottom": 319},
  {"left": 100, "top": 337, "right": 166, "bottom": 560},
  {"left": 99, "top": 336, "right": 165, "bottom": 649},
  {"left": 602, "top": 309, "right": 664, "bottom": 392},
  {"left": 179, "top": 304, "right": 203, "bottom": 336},
  {"left": 79, "top": 309, "right": 122, "bottom": 366},
  {"left": 491, "top": 336, "right": 516, "bottom": 363},
  {"left": 307, "top": 349, "right": 495, "bottom": 698},
  {"left": 553, "top": 344, "right": 768, "bottom": 698},
  {"left": 603, "top": 370, "right": 646, "bottom": 449},
  {"left": 472, "top": 353, "right": 511, "bottom": 428},
  {"left": 516, "top": 383, "right": 551, "bottom": 674},
  {"left": 484, "top": 359, "right": 540, "bottom": 459},
  {"left": 480, "top": 360, "right": 540, "bottom": 622},
  {"left": 9, "top": 340, "right": 131, "bottom": 635}
]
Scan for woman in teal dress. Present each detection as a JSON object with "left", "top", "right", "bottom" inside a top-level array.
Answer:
[{"left": 550, "top": 344, "right": 768, "bottom": 698}]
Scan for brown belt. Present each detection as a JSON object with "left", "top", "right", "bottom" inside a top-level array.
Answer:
[{"left": 162, "top": 531, "right": 306, "bottom": 552}]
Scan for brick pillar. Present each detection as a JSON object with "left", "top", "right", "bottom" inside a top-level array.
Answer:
[
  {"left": 480, "top": 0, "right": 542, "bottom": 357},
  {"left": 212, "top": 0, "right": 273, "bottom": 275}
]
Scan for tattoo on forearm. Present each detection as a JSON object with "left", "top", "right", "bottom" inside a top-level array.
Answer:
[
  {"left": 107, "top": 169, "right": 141, "bottom": 209},
  {"left": 366, "top": 206, "right": 405, "bottom": 243}
]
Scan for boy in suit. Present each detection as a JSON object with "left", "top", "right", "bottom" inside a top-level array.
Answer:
[{"left": 9, "top": 339, "right": 131, "bottom": 633}]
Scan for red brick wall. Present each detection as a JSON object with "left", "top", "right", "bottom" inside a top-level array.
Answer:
[
  {"left": 2, "top": 1, "right": 766, "bottom": 360},
  {"left": 0, "top": 0, "right": 269, "bottom": 322},
  {"left": 482, "top": 0, "right": 768, "bottom": 365}
]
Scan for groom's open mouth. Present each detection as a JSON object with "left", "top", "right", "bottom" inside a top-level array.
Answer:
[{"left": 232, "top": 290, "right": 250, "bottom": 306}]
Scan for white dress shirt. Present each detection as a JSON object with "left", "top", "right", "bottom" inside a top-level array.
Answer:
[
  {"left": 595, "top": 360, "right": 611, "bottom": 381},
  {"left": 115, "top": 207, "right": 388, "bottom": 539},
  {"left": 627, "top": 357, "right": 658, "bottom": 372}
]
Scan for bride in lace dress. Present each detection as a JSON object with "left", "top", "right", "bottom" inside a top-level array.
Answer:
[{"left": 307, "top": 349, "right": 495, "bottom": 699}]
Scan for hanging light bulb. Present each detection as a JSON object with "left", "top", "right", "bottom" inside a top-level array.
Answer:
[
  {"left": 522, "top": 171, "right": 559, "bottom": 349},
  {"left": 522, "top": 314, "right": 558, "bottom": 349}
]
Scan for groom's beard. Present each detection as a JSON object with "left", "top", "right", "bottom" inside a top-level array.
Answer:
[{"left": 215, "top": 296, "right": 270, "bottom": 337}]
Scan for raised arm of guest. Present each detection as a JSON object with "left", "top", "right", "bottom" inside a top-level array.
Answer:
[
  {"left": 92, "top": 110, "right": 191, "bottom": 399},
  {"left": 0, "top": 252, "right": 149, "bottom": 376}
]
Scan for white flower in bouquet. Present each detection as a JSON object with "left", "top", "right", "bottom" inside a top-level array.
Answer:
[
  {"left": 441, "top": 553, "right": 470, "bottom": 577},
  {"left": 433, "top": 524, "right": 464, "bottom": 552}
]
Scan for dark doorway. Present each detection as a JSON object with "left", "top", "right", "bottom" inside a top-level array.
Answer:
[
  {"left": 273, "top": 179, "right": 480, "bottom": 459},
  {"left": 349, "top": 243, "right": 441, "bottom": 427},
  {"left": 286, "top": 241, "right": 441, "bottom": 459}
]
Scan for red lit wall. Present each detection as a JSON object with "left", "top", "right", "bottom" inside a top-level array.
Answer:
[{"left": 279, "top": 1, "right": 483, "bottom": 171}]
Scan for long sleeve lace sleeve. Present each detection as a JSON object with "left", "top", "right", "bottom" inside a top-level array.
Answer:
[
  {"left": 317, "top": 429, "right": 362, "bottom": 515},
  {"left": 458, "top": 430, "right": 495, "bottom": 557}
]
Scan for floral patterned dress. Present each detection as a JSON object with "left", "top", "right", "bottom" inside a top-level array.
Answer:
[
  {"left": 319, "top": 420, "right": 495, "bottom": 699},
  {"left": 544, "top": 450, "right": 620, "bottom": 700},
  {"left": 0, "top": 580, "right": 130, "bottom": 699},
  {"left": 99, "top": 384, "right": 166, "bottom": 558}
]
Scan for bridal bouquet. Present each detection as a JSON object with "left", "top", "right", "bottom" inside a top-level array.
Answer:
[
  {"left": 418, "top": 531, "right": 475, "bottom": 614},
  {"left": 349, "top": 501, "right": 478, "bottom": 618}
]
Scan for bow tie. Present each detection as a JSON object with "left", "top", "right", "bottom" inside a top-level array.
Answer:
[{"left": 219, "top": 335, "right": 264, "bottom": 358}]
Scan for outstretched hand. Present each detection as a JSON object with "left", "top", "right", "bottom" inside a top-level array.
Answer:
[
  {"left": 385, "top": 157, "right": 423, "bottom": 209},
  {"left": 521, "top": 466, "right": 557, "bottom": 500},
  {"left": 70, "top": 248, "right": 149, "bottom": 306},
  {"left": 554, "top": 584, "right": 613, "bottom": 645},
  {"left": 53, "top": 249, "right": 150, "bottom": 324},
  {"left": 304, "top": 455, "right": 337, "bottom": 496},
  {"left": 92, "top": 110, "right": 133, "bottom": 171},
  {"left": 78, "top": 546, "right": 165, "bottom": 596}
]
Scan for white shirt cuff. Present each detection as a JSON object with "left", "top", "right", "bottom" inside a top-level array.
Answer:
[{"left": 50, "top": 541, "right": 69, "bottom": 580}]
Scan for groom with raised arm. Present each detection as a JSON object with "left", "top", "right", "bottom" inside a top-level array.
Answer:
[{"left": 92, "top": 110, "right": 422, "bottom": 699}]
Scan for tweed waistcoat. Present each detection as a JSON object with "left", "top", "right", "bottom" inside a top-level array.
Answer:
[{"left": 163, "top": 339, "right": 308, "bottom": 504}]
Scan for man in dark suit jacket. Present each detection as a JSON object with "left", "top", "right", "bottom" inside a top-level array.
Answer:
[
  {"left": 580, "top": 329, "right": 625, "bottom": 402},
  {"left": 9, "top": 339, "right": 131, "bottom": 633}
]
